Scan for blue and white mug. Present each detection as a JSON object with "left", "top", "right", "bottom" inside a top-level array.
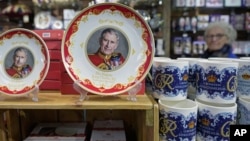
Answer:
[
  {"left": 196, "top": 99, "right": 237, "bottom": 141},
  {"left": 196, "top": 60, "right": 238, "bottom": 104},
  {"left": 159, "top": 99, "right": 198, "bottom": 141},
  {"left": 152, "top": 58, "right": 189, "bottom": 100}
]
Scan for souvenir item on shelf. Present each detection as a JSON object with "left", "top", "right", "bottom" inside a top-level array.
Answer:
[
  {"left": 184, "top": 17, "right": 191, "bottom": 31},
  {"left": 63, "top": 9, "right": 76, "bottom": 20},
  {"left": 34, "top": 11, "right": 52, "bottom": 29},
  {"left": 173, "top": 37, "right": 183, "bottom": 55},
  {"left": 191, "top": 16, "right": 197, "bottom": 31},
  {"left": 182, "top": 36, "right": 192, "bottom": 55},
  {"left": 243, "top": 0, "right": 250, "bottom": 6},
  {"left": 159, "top": 99, "right": 198, "bottom": 141},
  {"left": 220, "top": 15, "right": 230, "bottom": 23},
  {"left": 196, "top": 0, "right": 206, "bottom": 7},
  {"left": 51, "top": 20, "right": 63, "bottom": 29},
  {"left": 61, "top": 3, "right": 154, "bottom": 95},
  {"left": 224, "top": 0, "right": 242, "bottom": 7},
  {"left": 24, "top": 122, "right": 87, "bottom": 141},
  {"left": 186, "top": 0, "right": 196, "bottom": 7},
  {"left": 152, "top": 58, "right": 189, "bottom": 100},
  {"left": 192, "top": 41, "right": 199, "bottom": 55},
  {"left": 0, "top": 28, "right": 50, "bottom": 96},
  {"left": 196, "top": 59, "right": 238, "bottom": 104},
  {"left": 196, "top": 99, "right": 237, "bottom": 141},
  {"left": 205, "top": 0, "right": 223, "bottom": 7},
  {"left": 178, "top": 17, "right": 185, "bottom": 31},
  {"left": 209, "top": 14, "right": 221, "bottom": 22},
  {"left": 237, "top": 97, "right": 250, "bottom": 124},
  {"left": 175, "top": 0, "right": 186, "bottom": 7}
]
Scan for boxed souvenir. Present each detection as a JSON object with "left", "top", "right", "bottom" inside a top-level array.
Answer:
[
  {"left": 44, "top": 71, "right": 61, "bottom": 81},
  {"left": 90, "top": 130, "right": 126, "bottom": 141},
  {"left": 197, "top": 15, "right": 209, "bottom": 22},
  {"left": 33, "top": 30, "right": 64, "bottom": 43},
  {"left": 91, "top": 120, "right": 126, "bottom": 141},
  {"left": 49, "top": 50, "right": 62, "bottom": 61},
  {"left": 243, "top": 0, "right": 250, "bottom": 6},
  {"left": 173, "top": 37, "right": 183, "bottom": 55},
  {"left": 175, "top": 0, "right": 186, "bottom": 7},
  {"left": 196, "top": 0, "right": 206, "bottom": 7},
  {"left": 205, "top": 0, "right": 223, "bottom": 7},
  {"left": 224, "top": 0, "right": 242, "bottom": 7},
  {"left": 191, "top": 17, "right": 198, "bottom": 31},
  {"left": 33, "top": 30, "right": 63, "bottom": 90},
  {"left": 178, "top": 17, "right": 185, "bottom": 31},
  {"left": 40, "top": 80, "right": 61, "bottom": 90},
  {"left": 182, "top": 37, "right": 192, "bottom": 55},
  {"left": 93, "top": 120, "right": 124, "bottom": 129},
  {"left": 192, "top": 41, "right": 199, "bottom": 55},
  {"left": 24, "top": 122, "right": 87, "bottom": 141},
  {"left": 232, "top": 41, "right": 240, "bottom": 54},
  {"left": 186, "top": 0, "right": 196, "bottom": 7},
  {"left": 209, "top": 14, "right": 221, "bottom": 22}
]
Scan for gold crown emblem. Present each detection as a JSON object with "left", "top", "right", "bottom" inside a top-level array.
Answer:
[
  {"left": 207, "top": 75, "right": 217, "bottom": 83},
  {"left": 188, "top": 121, "right": 195, "bottom": 128},
  {"left": 183, "top": 74, "right": 189, "bottom": 81},
  {"left": 201, "top": 118, "right": 210, "bottom": 126},
  {"left": 242, "top": 73, "right": 250, "bottom": 80}
]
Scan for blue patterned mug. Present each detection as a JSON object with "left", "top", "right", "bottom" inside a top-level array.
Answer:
[
  {"left": 159, "top": 99, "right": 198, "bottom": 141},
  {"left": 196, "top": 99, "right": 237, "bottom": 141},
  {"left": 152, "top": 58, "right": 189, "bottom": 100},
  {"left": 196, "top": 60, "right": 238, "bottom": 104}
]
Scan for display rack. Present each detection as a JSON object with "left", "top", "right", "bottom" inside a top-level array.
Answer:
[{"left": 0, "top": 91, "right": 159, "bottom": 141}]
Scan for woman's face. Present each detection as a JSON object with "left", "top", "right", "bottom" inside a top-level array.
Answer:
[{"left": 205, "top": 26, "right": 229, "bottom": 51}]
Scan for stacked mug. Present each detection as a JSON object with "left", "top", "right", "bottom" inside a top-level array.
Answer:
[
  {"left": 195, "top": 58, "right": 238, "bottom": 141},
  {"left": 235, "top": 57, "right": 250, "bottom": 125},
  {"left": 152, "top": 57, "right": 240, "bottom": 141},
  {"left": 152, "top": 57, "right": 198, "bottom": 141}
]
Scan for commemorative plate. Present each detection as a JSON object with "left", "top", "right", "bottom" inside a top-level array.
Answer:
[
  {"left": 0, "top": 28, "right": 50, "bottom": 96},
  {"left": 62, "top": 3, "right": 155, "bottom": 95},
  {"left": 34, "top": 11, "right": 52, "bottom": 29}
]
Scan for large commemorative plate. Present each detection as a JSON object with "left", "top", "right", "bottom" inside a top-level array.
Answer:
[
  {"left": 62, "top": 3, "right": 155, "bottom": 95},
  {"left": 0, "top": 28, "right": 50, "bottom": 96}
]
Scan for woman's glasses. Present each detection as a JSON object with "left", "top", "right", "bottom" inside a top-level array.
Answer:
[{"left": 205, "top": 34, "right": 226, "bottom": 40}]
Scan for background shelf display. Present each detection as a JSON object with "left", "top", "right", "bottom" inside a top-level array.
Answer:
[{"left": 170, "top": 0, "right": 250, "bottom": 58}]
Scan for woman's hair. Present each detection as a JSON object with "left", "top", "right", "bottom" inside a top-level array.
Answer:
[{"left": 204, "top": 21, "right": 237, "bottom": 43}]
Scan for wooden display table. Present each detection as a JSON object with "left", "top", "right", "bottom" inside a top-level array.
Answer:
[{"left": 0, "top": 91, "right": 159, "bottom": 141}]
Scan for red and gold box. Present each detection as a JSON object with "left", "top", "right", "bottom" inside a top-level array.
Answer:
[{"left": 33, "top": 30, "right": 64, "bottom": 91}]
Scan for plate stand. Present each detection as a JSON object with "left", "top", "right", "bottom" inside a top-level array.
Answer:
[
  {"left": 73, "top": 80, "right": 89, "bottom": 102},
  {"left": 72, "top": 80, "right": 142, "bottom": 102},
  {"left": 0, "top": 84, "right": 39, "bottom": 102},
  {"left": 127, "top": 81, "right": 142, "bottom": 102}
]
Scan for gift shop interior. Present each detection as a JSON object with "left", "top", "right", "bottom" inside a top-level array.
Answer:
[{"left": 0, "top": 0, "right": 249, "bottom": 141}]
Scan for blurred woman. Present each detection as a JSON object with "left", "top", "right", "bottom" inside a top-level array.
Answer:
[{"left": 201, "top": 21, "right": 238, "bottom": 58}]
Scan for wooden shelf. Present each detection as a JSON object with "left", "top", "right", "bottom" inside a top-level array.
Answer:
[
  {"left": 0, "top": 91, "right": 154, "bottom": 110},
  {"left": 0, "top": 91, "right": 159, "bottom": 141}
]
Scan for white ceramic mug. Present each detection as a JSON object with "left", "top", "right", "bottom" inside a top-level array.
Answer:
[
  {"left": 237, "top": 97, "right": 250, "bottom": 124},
  {"left": 196, "top": 99, "right": 237, "bottom": 141},
  {"left": 159, "top": 99, "right": 198, "bottom": 141},
  {"left": 177, "top": 57, "right": 206, "bottom": 100},
  {"left": 233, "top": 59, "right": 250, "bottom": 99},
  {"left": 196, "top": 59, "right": 238, "bottom": 104},
  {"left": 152, "top": 58, "right": 189, "bottom": 100}
]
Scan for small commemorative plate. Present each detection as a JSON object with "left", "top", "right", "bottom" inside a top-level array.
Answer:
[
  {"left": 0, "top": 28, "right": 50, "bottom": 96},
  {"left": 62, "top": 3, "right": 155, "bottom": 95},
  {"left": 34, "top": 11, "right": 52, "bottom": 29}
]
